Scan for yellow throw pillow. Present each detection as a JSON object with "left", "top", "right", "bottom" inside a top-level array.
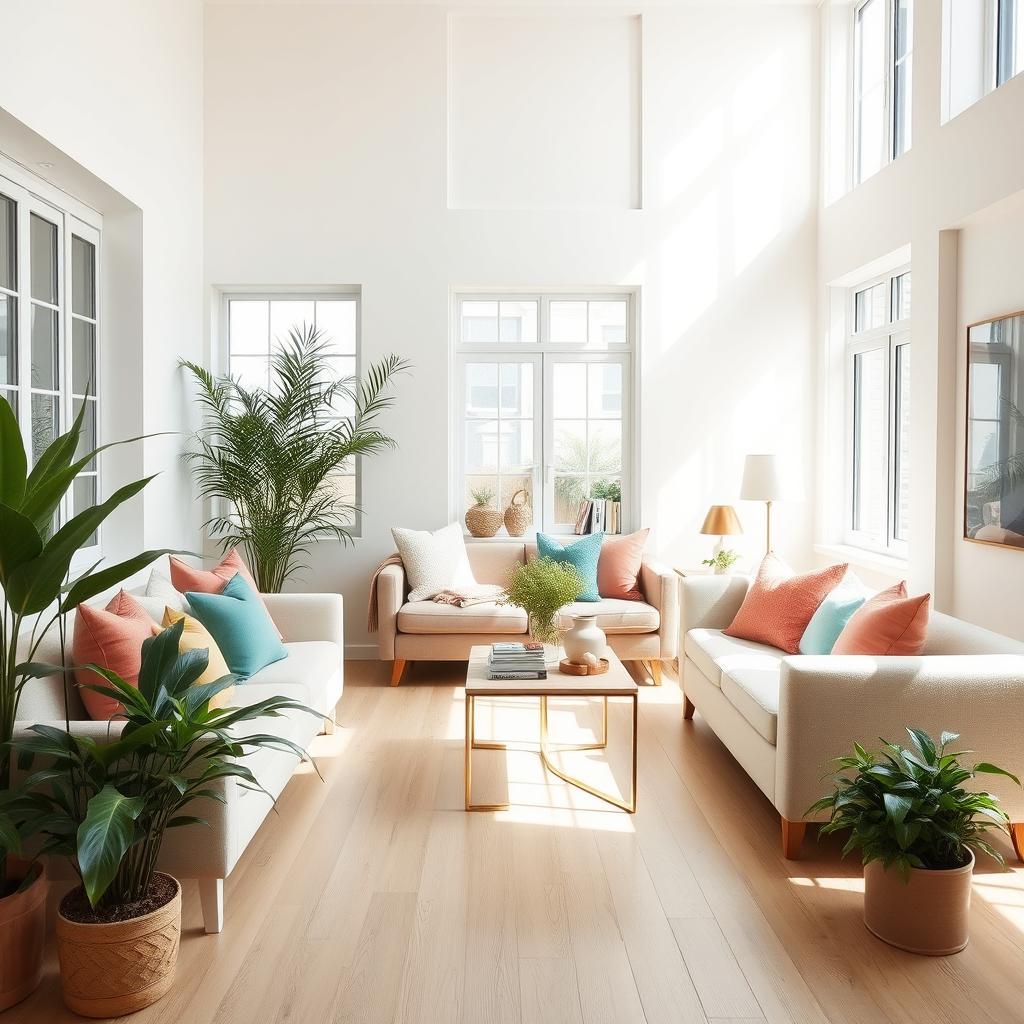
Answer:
[{"left": 161, "top": 607, "right": 235, "bottom": 709}]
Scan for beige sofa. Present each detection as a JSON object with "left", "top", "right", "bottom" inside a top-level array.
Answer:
[
  {"left": 679, "top": 574, "right": 1024, "bottom": 860},
  {"left": 377, "top": 540, "right": 678, "bottom": 685}
]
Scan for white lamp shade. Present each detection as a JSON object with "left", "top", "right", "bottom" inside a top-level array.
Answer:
[{"left": 740, "top": 454, "right": 785, "bottom": 501}]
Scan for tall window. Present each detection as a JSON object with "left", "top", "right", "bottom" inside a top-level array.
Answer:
[
  {"left": 854, "top": 0, "right": 913, "bottom": 185},
  {"left": 847, "top": 269, "right": 911, "bottom": 555},
  {"left": 453, "top": 293, "right": 633, "bottom": 534},
  {"left": 0, "top": 169, "right": 101, "bottom": 545},
  {"left": 221, "top": 292, "right": 360, "bottom": 532}
]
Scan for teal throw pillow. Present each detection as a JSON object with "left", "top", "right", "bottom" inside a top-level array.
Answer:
[
  {"left": 536, "top": 532, "right": 603, "bottom": 602},
  {"left": 799, "top": 575, "right": 871, "bottom": 655},
  {"left": 186, "top": 573, "right": 288, "bottom": 679}
]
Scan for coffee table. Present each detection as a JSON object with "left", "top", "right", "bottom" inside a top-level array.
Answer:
[{"left": 464, "top": 645, "right": 638, "bottom": 813}]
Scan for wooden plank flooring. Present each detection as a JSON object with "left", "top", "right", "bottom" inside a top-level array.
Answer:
[{"left": 9, "top": 659, "right": 1024, "bottom": 1024}]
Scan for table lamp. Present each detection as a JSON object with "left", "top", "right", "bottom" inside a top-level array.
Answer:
[
  {"left": 740, "top": 454, "right": 784, "bottom": 554},
  {"left": 699, "top": 505, "right": 743, "bottom": 557}
]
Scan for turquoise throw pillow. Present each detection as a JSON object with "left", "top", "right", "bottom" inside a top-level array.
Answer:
[
  {"left": 186, "top": 573, "right": 288, "bottom": 679},
  {"left": 536, "top": 532, "right": 603, "bottom": 602},
  {"left": 799, "top": 577, "right": 870, "bottom": 655}
]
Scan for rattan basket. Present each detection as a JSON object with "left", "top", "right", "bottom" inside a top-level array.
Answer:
[
  {"left": 465, "top": 502, "right": 503, "bottom": 538},
  {"left": 503, "top": 489, "right": 533, "bottom": 537}
]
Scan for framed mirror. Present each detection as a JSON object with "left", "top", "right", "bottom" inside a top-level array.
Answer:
[{"left": 965, "top": 311, "right": 1024, "bottom": 550}]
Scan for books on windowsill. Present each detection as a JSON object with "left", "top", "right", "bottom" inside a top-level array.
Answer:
[
  {"left": 487, "top": 641, "right": 547, "bottom": 680},
  {"left": 573, "top": 499, "right": 622, "bottom": 536}
]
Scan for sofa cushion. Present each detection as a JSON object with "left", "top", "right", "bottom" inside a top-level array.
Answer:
[
  {"left": 684, "top": 628, "right": 784, "bottom": 687},
  {"left": 247, "top": 641, "right": 342, "bottom": 712},
  {"left": 556, "top": 599, "right": 659, "bottom": 634},
  {"left": 398, "top": 600, "right": 528, "bottom": 635},
  {"left": 721, "top": 664, "right": 781, "bottom": 744}
]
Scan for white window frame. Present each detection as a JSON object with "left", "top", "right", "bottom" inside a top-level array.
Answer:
[
  {"left": 844, "top": 267, "right": 911, "bottom": 557},
  {"left": 0, "top": 159, "right": 102, "bottom": 561},
  {"left": 216, "top": 286, "right": 363, "bottom": 538},
  {"left": 451, "top": 290, "right": 638, "bottom": 537}
]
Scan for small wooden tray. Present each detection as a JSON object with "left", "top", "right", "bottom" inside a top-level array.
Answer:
[{"left": 559, "top": 657, "right": 610, "bottom": 676}]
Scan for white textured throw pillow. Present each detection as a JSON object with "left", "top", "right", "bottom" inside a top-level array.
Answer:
[
  {"left": 392, "top": 523, "right": 477, "bottom": 602},
  {"left": 129, "top": 568, "right": 192, "bottom": 622}
]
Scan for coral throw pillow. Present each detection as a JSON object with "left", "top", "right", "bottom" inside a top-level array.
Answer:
[
  {"left": 598, "top": 529, "right": 649, "bottom": 601},
  {"left": 161, "top": 607, "right": 235, "bottom": 708},
  {"left": 73, "top": 591, "right": 157, "bottom": 720},
  {"left": 832, "top": 582, "right": 930, "bottom": 656},
  {"left": 723, "top": 554, "right": 848, "bottom": 654}
]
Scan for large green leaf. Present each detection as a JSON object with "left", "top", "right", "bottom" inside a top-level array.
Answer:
[
  {"left": 136, "top": 621, "right": 186, "bottom": 704},
  {"left": 61, "top": 548, "right": 186, "bottom": 610},
  {"left": 0, "top": 504, "right": 42, "bottom": 582},
  {"left": 0, "top": 394, "right": 27, "bottom": 508},
  {"left": 974, "top": 762, "right": 1022, "bottom": 786},
  {"left": 77, "top": 785, "right": 145, "bottom": 907}
]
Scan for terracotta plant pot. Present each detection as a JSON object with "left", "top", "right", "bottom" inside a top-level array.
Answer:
[
  {"left": 0, "top": 859, "right": 47, "bottom": 1011},
  {"left": 56, "top": 873, "right": 182, "bottom": 1018},
  {"left": 863, "top": 850, "right": 974, "bottom": 955}
]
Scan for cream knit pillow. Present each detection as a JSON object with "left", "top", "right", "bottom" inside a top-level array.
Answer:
[{"left": 391, "top": 523, "right": 478, "bottom": 602}]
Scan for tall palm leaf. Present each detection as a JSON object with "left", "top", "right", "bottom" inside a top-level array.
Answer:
[{"left": 183, "top": 324, "right": 409, "bottom": 592}]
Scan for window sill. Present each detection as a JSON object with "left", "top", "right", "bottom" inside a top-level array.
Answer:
[{"left": 814, "top": 543, "right": 908, "bottom": 578}]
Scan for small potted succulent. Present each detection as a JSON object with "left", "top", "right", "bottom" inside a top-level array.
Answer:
[
  {"left": 18, "top": 622, "right": 322, "bottom": 1017},
  {"left": 500, "top": 556, "right": 584, "bottom": 649},
  {"left": 465, "top": 486, "right": 503, "bottom": 538},
  {"left": 809, "top": 728, "right": 1020, "bottom": 956},
  {"left": 701, "top": 549, "right": 742, "bottom": 575}
]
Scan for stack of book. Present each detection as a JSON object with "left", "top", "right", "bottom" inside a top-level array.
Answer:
[
  {"left": 487, "top": 642, "right": 547, "bottom": 680},
  {"left": 573, "top": 498, "right": 622, "bottom": 535}
]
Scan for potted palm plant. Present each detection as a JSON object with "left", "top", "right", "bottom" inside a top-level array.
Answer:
[
  {"left": 183, "top": 325, "right": 408, "bottom": 592},
  {"left": 0, "top": 397, "right": 172, "bottom": 1010},
  {"left": 809, "top": 728, "right": 1020, "bottom": 955},
  {"left": 17, "top": 621, "right": 321, "bottom": 1017}
]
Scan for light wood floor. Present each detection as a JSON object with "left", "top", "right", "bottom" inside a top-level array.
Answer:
[{"left": 11, "top": 660, "right": 1024, "bottom": 1024}]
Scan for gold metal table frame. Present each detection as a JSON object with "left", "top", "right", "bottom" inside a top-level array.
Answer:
[{"left": 464, "top": 692, "right": 638, "bottom": 814}]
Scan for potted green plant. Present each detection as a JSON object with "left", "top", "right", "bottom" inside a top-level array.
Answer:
[
  {"left": 500, "top": 556, "right": 584, "bottom": 647},
  {"left": 701, "top": 549, "right": 741, "bottom": 575},
  {"left": 183, "top": 325, "right": 409, "bottom": 592},
  {"left": 0, "top": 398, "right": 172, "bottom": 1010},
  {"left": 17, "top": 621, "right": 321, "bottom": 1016},
  {"left": 465, "top": 485, "right": 503, "bottom": 538},
  {"left": 809, "top": 728, "right": 1020, "bottom": 955}
]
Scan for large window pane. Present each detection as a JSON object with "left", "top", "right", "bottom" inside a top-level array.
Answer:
[
  {"left": 500, "top": 362, "right": 533, "bottom": 416},
  {"left": 894, "top": 344, "right": 911, "bottom": 541},
  {"left": 31, "top": 305, "right": 59, "bottom": 391},
  {"left": 466, "top": 362, "right": 499, "bottom": 415},
  {"left": 892, "top": 272, "right": 911, "bottom": 321},
  {"left": 462, "top": 300, "right": 498, "bottom": 343},
  {"left": 588, "top": 301, "right": 627, "bottom": 344},
  {"left": 0, "top": 294, "right": 16, "bottom": 386},
  {"left": 853, "top": 347, "right": 888, "bottom": 536},
  {"left": 72, "top": 318, "right": 96, "bottom": 395},
  {"left": 500, "top": 420, "right": 533, "bottom": 469},
  {"left": 893, "top": 0, "right": 913, "bottom": 156},
  {"left": 72, "top": 235, "right": 96, "bottom": 318},
  {"left": 314, "top": 300, "right": 357, "bottom": 353},
  {"left": 269, "top": 300, "right": 315, "bottom": 348},
  {"left": 31, "top": 393, "right": 58, "bottom": 465},
  {"left": 229, "top": 300, "right": 269, "bottom": 355},
  {"left": 856, "top": 0, "right": 886, "bottom": 183},
  {"left": 854, "top": 282, "right": 887, "bottom": 332},
  {"left": 73, "top": 398, "right": 97, "bottom": 470},
  {"left": 465, "top": 419, "right": 499, "bottom": 471},
  {"left": 588, "top": 363, "right": 622, "bottom": 417},
  {"left": 499, "top": 300, "right": 537, "bottom": 343},
  {"left": 30, "top": 214, "right": 58, "bottom": 304},
  {"left": 589, "top": 421, "right": 622, "bottom": 474},
  {"left": 0, "top": 194, "right": 14, "bottom": 291},
  {"left": 554, "top": 419, "right": 587, "bottom": 472},
  {"left": 550, "top": 301, "right": 588, "bottom": 344}
]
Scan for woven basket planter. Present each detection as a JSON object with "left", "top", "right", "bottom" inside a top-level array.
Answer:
[
  {"left": 465, "top": 503, "right": 503, "bottom": 538},
  {"left": 0, "top": 860, "right": 47, "bottom": 1012},
  {"left": 56, "top": 873, "right": 182, "bottom": 1018},
  {"left": 503, "top": 489, "right": 533, "bottom": 537}
]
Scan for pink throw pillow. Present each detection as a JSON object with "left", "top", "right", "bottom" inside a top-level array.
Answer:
[
  {"left": 832, "top": 582, "right": 930, "bottom": 655},
  {"left": 73, "top": 591, "right": 158, "bottom": 720},
  {"left": 724, "top": 554, "right": 847, "bottom": 654},
  {"left": 598, "top": 529, "right": 649, "bottom": 601}
]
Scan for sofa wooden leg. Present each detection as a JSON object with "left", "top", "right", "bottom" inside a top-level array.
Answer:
[
  {"left": 682, "top": 694, "right": 695, "bottom": 720},
  {"left": 1011, "top": 823, "right": 1024, "bottom": 862},
  {"left": 390, "top": 659, "right": 407, "bottom": 687},
  {"left": 199, "top": 878, "right": 224, "bottom": 934},
  {"left": 781, "top": 818, "right": 807, "bottom": 860},
  {"left": 649, "top": 661, "right": 663, "bottom": 686}
]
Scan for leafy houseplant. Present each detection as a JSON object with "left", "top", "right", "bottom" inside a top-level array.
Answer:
[
  {"left": 808, "top": 728, "right": 1020, "bottom": 955},
  {"left": 18, "top": 621, "right": 321, "bottom": 1016},
  {"left": 183, "top": 325, "right": 409, "bottom": 593},
  {"left": 0, "top": 397, "right": 172, "bottom": 1010},
  {"left": 701, "top": 549, "right": 741, "bottom": 575},
  {"left": 465, "top": 485, "right": 503, "bottom": 538},
  {"left": 500, "top": 556, "right": 584, "bottom": 647}
]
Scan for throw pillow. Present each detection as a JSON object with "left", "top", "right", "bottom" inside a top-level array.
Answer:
[
  {"left": 798, "top": 571, "right": 872, "bottom": 655},
  {"left": 536, "top": 532, "right": 603, "bottom": 602},
  {"left": 391, "top": 522, "right": 477, "bottom": 602},
  {"left": 186, "top": 574, "right": 288, "bottom": 679},
  {"left": 723, "top": 554, "right": 848, "bottom": 654},
  {"left": 73, "top": 590, "right": 158, "bottom": 720},
  {"left": 161, "top": 607, "right": 235, "bottom": 708},
  {"left": 130, "top": 567, "right": 192, "bottom": 623},
  {"left": 832, "top": 581, "right": 931, "bottom": 656},
  {"left": 597, "top": 528, "right": 648, "bottom": 601}
]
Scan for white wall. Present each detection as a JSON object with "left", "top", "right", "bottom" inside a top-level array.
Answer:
[
  {"left": 0, "top": 0, "right": 205, "bottom": 558},
  {"left": 204, "top": 2, "right": 820, "bottom": 655}
]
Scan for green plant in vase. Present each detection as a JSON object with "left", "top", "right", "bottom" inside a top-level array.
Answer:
[
  {"left": 500, "top": 556, "right": 584, "bottom": 646},
  {"left": 701, "top": 549, "right": 741, "bottom": 575}
]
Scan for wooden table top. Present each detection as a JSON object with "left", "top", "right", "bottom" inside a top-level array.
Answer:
[{"left": 465, "top": 645, "right": 638, "bottom": 698}]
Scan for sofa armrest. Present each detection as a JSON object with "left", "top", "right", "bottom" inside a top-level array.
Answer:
[
  {"left": 640, "top": 556, "right": 679, "bottom": 659},
  {"left": 262, "top": 592, "right": 344, "bottom": 648},
  {"left": 376, "top": 563, "right": 405, "bottom": 660},
  {"left": 679, "top": 575, "right": 749, "bottom": 635},
  {"left": 776, "top": 654, "right": 1024, "bottom": 823}
]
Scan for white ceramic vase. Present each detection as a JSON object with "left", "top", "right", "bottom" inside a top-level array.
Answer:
[{"left": 563, "top": 614, "right": 607, "bottom": 665}]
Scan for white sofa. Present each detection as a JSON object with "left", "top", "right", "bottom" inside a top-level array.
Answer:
[
  {"left": 14, "top": 591, "right": 344, "bottom": 933},
  {"left": 679, "top": 574, "right": 1024, "bottom": 860},
  {"left": 376, "top": 540, "right": 679, "bottom": 685}
]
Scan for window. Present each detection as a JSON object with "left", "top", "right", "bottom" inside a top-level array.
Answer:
[
  {"left": 221, "top": 292, "right": 360, "bottom": 532},
  {"left": 0, "top": 169, "right": 101, "bottom": 546},
  {"left": 996, "top": 0, "right": 1024, "bottom": 86},
  {"left": 846, "top": 269, "right": 911, "bottom": 554},
  {"left": 453, "top": 293, "right": 634, "bottom": 534},
  {"left": 854, "top": 0, "right": 914, "bottom": 185}
]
